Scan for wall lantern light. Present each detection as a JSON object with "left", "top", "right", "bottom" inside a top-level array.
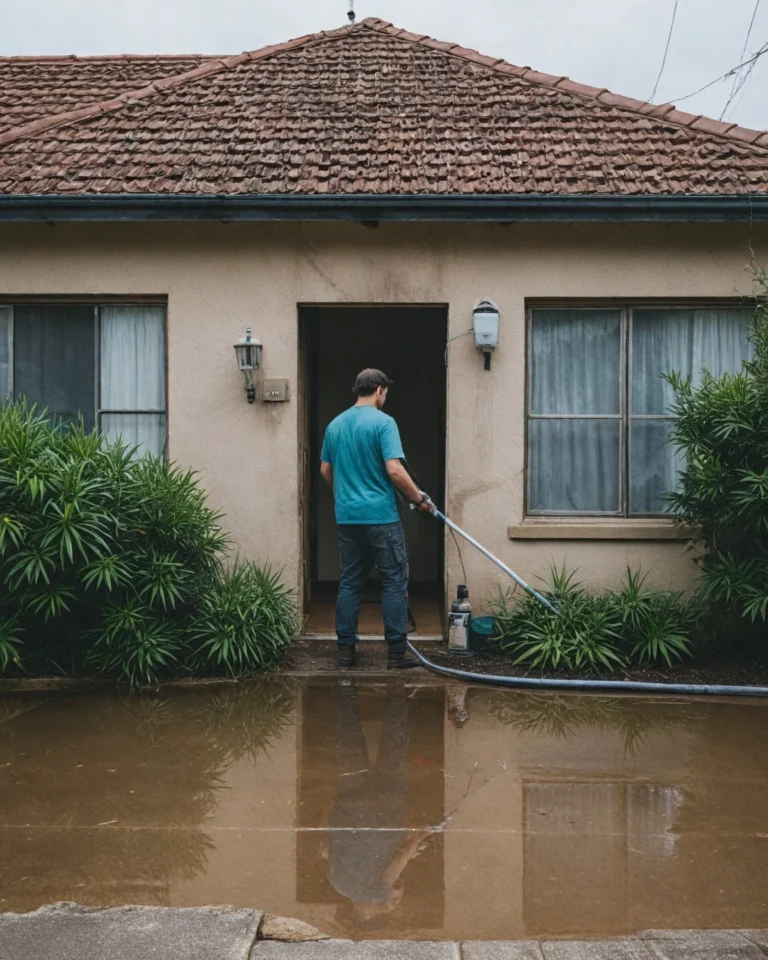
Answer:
[
  {"left": 234, "top": 328, "right": 263, "bottom": 404},
  {"left": 472, "top": 298, "right": 500, "bottom": 371}
]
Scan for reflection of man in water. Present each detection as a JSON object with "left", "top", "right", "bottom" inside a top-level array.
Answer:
[{"left": 328, "top": 682, "right": 432, "bottom": 930}]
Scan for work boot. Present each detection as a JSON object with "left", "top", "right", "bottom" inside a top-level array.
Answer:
[
  {"left": 338, "top": 646, "right": 357, "bottom": 669},
  {"left": 387, "top": 643, "right": 420, "bottom": 670}
]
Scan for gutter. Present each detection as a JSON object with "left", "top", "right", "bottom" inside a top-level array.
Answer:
[{"left": 0, "top": 193, "right": 767, "bottom": 223}]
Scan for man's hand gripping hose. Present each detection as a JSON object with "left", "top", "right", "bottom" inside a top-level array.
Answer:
[{"left": 410, "top": 492, "right": 558, "bottom": 614}]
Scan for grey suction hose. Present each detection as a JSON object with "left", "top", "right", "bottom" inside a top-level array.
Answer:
[
  {"left": 431, "top": 504, "right": 558, "bottom": 614},
  {"left": 407, "top": 497, "right": 768, "bottom": 699},
  {"left": 406, "top": 642, "right": 768, "bottom": 697}
]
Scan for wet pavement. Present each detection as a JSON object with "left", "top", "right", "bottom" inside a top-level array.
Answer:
[{"left": 1, "top": 678, "right": 768, "bottom": 941}]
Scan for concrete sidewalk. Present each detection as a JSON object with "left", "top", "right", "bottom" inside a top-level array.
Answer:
[{"left": 1, "top": 904, "right": 767, "bottom": 960}]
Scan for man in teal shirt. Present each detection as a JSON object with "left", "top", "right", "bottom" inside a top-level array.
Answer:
[{"left": 321, "top": 369, "right": 431, "bottom": 668}]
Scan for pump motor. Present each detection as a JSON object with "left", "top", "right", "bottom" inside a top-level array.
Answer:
[{"left": 448, "top": 584, "right": 472, "bottom": 653}]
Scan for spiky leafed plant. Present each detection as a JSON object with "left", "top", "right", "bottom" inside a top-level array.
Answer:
[
  {"left": 608, "top": 568, "right": 696, "bottom": 666},
  {"left": 188, "top": 562, "right": 301, "bottom": 676},
  {"left": 490, "top": 566, "right": 626, "bottom": 673},
  {"left": 0, "top": 401, "right": 299, "bottom": 684}
]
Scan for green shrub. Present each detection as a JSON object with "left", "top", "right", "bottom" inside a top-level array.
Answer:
[
  {"left": 0, "top": 401, "right": 299, "bottom": 683},
  {"left": 490, "top": 567, "right": 626, "bottom": 672},
  {"left": 666, "top": 269, "right": 768, "bottom": 636},
  {"left": 608, "top": 569, "right": 696, "bottom": 666},
  {"left": 188, "top": 561, "right": 301, "bottom": 675},
  {"left": 489, "top": 566, "right": 696, "bottom": 672}
]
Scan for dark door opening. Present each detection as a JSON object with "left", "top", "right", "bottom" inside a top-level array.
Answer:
[{"left": 299, "top": 306, "right": 447, "bottom": 639}]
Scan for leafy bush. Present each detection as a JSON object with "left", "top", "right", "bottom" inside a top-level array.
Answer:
[
  {"left": 0, "top": 401, "right": 299, "bottom": 683},
  {"left": 489, "top": 566, "right": 696, "bottom": 672},
  {"left": 188, "top": 562, "right": 301, "bottom": 675},
  {"left": 608, "top": 569, "right": 696, "bottom": 666},
  {"left": 490, "top": 567, "right": 626, "bottom": 672},
  {"left": 666, "top": 269, "right": 768, "bottom": 635}
]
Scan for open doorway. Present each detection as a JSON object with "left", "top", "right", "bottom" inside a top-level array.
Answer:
[{"left": 299, "top": 306, "right": 447, "bottom": 640}]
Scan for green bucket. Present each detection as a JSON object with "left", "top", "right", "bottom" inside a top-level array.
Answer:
[{"left": 468, "top": 615, "right": 498, "bottom": 652}]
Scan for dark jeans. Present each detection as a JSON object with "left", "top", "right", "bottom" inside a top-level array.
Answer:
[{"left": 336, "top": 522, "right": 409, "bottom": 648}]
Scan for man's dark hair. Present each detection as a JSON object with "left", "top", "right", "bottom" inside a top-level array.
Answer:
[{"left": 353, "top": 368, "right": 394, "bottom": 397}]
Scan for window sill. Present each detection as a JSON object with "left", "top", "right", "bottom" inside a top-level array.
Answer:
[{"left": 508, "top": 520, "right": 693, "bottom": 541}]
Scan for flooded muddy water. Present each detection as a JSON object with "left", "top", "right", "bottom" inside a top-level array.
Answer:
[{"left": 1, "top": 678, "right": 767, "bottom": 940}]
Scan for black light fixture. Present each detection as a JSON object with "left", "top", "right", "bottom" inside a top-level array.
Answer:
[{"left": 234, "top": 328, "right": 262, "bottom": 403}]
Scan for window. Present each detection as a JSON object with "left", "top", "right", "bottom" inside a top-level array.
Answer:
[
  {"left": 0, "top": 303, "right": 166, "bottom": 457},
  {"left": 527, "top": 305, "right": 752, "bottom": 516}
]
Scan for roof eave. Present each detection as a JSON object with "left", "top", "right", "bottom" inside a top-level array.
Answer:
[{"left": 0, "top": 193, "right": 766, "bottom": 223}]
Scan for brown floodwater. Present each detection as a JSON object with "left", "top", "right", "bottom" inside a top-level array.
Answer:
[{"left": 1, "top": 678, "right": 767, "bottom": 940}]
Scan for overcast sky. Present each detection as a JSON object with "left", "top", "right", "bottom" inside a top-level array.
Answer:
[{"left": 2, "top": 0, "right": 767, "bottom": 130}]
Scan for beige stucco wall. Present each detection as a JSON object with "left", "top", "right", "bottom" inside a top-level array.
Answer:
[{"left": 1, "top": 219, "right": 766, "bottom": 616}]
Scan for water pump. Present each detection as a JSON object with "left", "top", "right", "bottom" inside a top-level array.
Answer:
[{"left": 448, "top": 585, "right": 472, "bottom": 653}]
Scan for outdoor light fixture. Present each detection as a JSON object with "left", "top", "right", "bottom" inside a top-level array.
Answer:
[
  {"left": 234, "top": 328, "right": 262, "bottom": 404},
  {"left": 472, "top": 298, "right": 500, "bottom": 371}
]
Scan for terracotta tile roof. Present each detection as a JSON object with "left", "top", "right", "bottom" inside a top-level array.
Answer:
[
  {"left": 0, "top": 18, "right": 766, "bottom": 196},
  {"left": 0, "top": 55, "right": 216, "bottom": 135}
]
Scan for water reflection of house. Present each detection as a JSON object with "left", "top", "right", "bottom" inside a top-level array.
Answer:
[
  {"left": 456, "top": 690, "right": 768, "bottom": 937},
  {"left": 185, "top": 682, "right": 768, "bottom": 939},
  {"left": 5, "top": 683, "right": 768, "bottom": 938}
]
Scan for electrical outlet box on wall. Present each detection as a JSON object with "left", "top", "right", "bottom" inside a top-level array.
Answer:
[{"left": 262, "top": 378, "right": 290, "bottom": 402}]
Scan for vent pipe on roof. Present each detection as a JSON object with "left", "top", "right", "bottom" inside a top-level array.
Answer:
[{"left": 347, "top": 0, "right": 355, "bottom": 22}]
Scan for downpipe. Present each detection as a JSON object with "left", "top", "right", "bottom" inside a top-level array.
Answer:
[{"left": 407, "top": 495, "right": 768, "bottom": 699}]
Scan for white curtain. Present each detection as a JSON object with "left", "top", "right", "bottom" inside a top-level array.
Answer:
[
  {"left": 530, "top": 306, "right": 752, "bottom": 515},
  {"left": 0, "top": 307, "right": 10, "bottom": 398},
  {"left": 631, "top": 308, "right": 752, "bottom": 415},
  {"left": 530, "top": 309, "right": 622, "bottom": 513},
  {"left": 630, "top": 308, "right": 751, "bottom": 513},
  {"left": 101, "top": 413, "right": 166, "bottom": 456},
  {"left": 100, "top": 306, "right": 166, "bottom": 456}
]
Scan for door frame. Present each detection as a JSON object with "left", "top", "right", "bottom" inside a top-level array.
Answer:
[{"left": 297, "top": 303, "right": 449, "bottom": 621}]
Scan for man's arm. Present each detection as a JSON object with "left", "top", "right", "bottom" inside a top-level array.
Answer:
[
  {"left": 385, "top": 460, "right": 431, "bottom": 511},
  {"left": 320, "top": 461, "right": 333, "bottom": 489}
]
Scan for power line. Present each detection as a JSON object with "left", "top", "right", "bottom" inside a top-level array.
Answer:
[
  {"left": 721, "top": 0, "right": 762, "bottom": 118},
  {"left": 649, "top": 0, "right": 680, "bottom": 101},
  {"left": 666, "top": 40, "right": 768, "bottom": 104},
  {"left": 723, "top": 55, "right": 760, "bottom": 120},
  {"left": 729, "top": 61, "right": 759, "bottom": 117},
  {"left": 736, "top": 0, "right": 761, "bottom": 80}
]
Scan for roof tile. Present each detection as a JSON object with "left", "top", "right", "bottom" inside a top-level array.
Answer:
[
  {"left": 420, "top": 38, "right": 461, "bottom": 52},
  {"left": 0, "top": 54, "right": 215, "bottom": 134},
  {"left": 520, "top": 68, "right": 567, "bottom": 86},
  {"left": 554, "top": 78, "right": 608, "bottom": 99},
  {"left": 0, "top": 18, "right": 765, "bottom": 197}
]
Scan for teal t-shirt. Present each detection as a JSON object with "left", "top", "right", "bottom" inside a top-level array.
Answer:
[{"left": 321, "top": 406, "right": 405, "bottom": 525}]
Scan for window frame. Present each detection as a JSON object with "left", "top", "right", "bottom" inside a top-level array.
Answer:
[
  {"left": 525, "top": 298, "right": 752, "bottom": 520},
  {"left": 1, "top": 299, "right": 169, "bottom": 456}
]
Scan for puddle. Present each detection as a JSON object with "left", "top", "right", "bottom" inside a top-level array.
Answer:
[{"left": 1, "top": 679, "right": 767, "bottom": 939}]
